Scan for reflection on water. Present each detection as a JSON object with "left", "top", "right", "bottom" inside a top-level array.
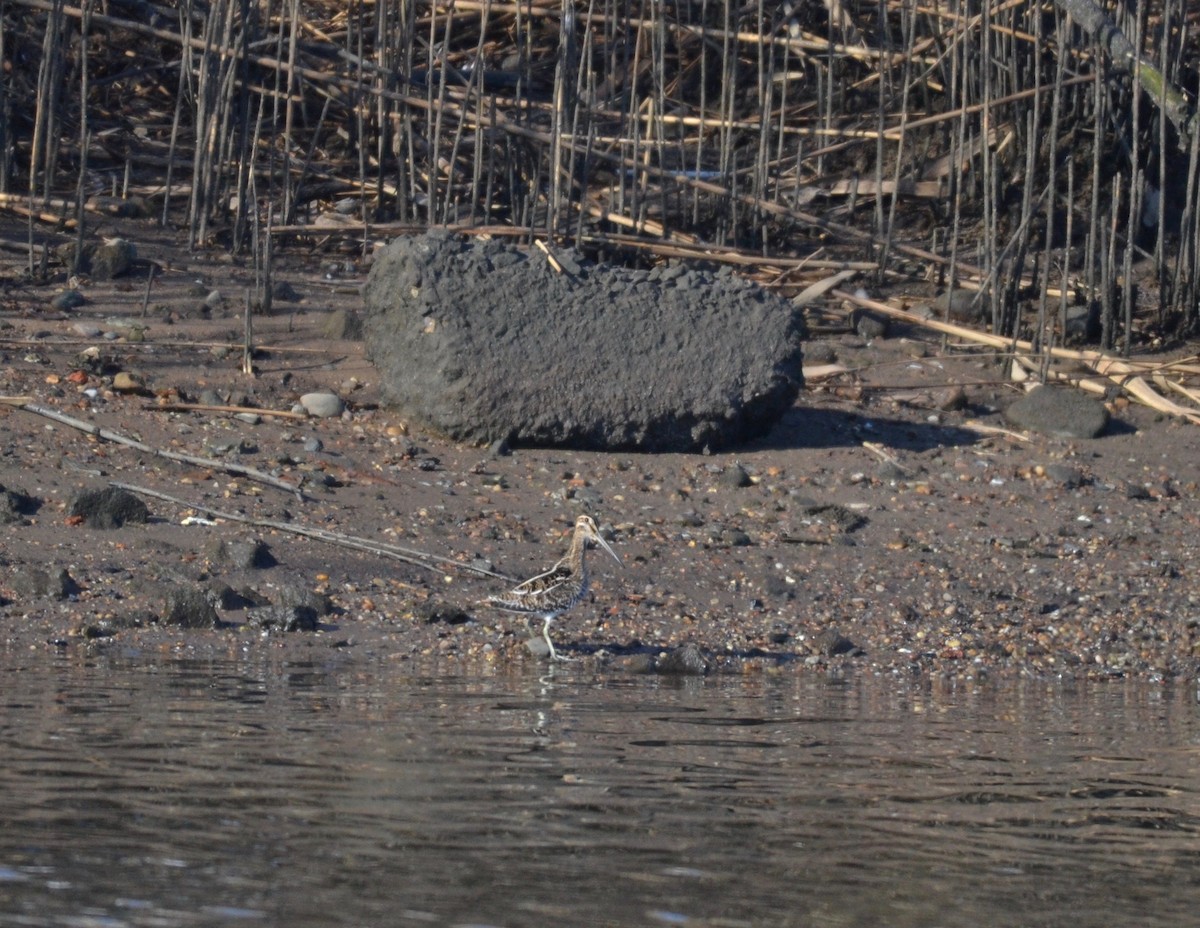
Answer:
[{"left": 2, "top": 647, "right": 1199, "bottom": 928}]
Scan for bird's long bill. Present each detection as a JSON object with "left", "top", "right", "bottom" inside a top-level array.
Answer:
[{"left": 594, "top": 531, "right": 623, "bottom": 567}]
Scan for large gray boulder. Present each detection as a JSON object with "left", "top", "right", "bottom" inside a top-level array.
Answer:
[{"left": 361, "top": 231, "right": 805, "bottom": 452}]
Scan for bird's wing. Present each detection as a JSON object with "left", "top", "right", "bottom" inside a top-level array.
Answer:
[{"left": 507, "top": 562, "right": 573, "bottom": 597}]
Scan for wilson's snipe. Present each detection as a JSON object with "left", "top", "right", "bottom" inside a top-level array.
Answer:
[{"left": 486, "top": 515, "right": 622, "bottom": 660}]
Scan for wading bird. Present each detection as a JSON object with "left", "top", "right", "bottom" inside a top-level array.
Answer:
[{"left": 486, "top": 515, "right": 622, "bottom": 660}]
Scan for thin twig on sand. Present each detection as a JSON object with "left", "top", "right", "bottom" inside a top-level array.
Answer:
[
  {"left": 110, "top": 481, "right": 513, "bottom": 582},
  {"left": 9, "top": 401, "right": 308, "bottom": 499},
  {"left": 147, "top": 402, "right": 309, "bottom": 420}
]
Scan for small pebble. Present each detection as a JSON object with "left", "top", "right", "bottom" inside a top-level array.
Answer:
[{"left": 300, "top": 392, "right": 345, "bottom": 418}]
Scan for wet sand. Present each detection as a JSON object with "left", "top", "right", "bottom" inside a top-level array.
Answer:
[{"left": 2, "top": 230, "right": 1198, "bottom": 681}]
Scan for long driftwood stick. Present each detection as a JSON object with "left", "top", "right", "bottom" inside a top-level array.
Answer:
[
  {"left": 109, "top": 481, "right": 513, "bottom": 582},
  {"left": 9, "top": 402, "right": 308, "bottom": 499}
]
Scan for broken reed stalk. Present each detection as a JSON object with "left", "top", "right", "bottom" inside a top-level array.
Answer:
[
  {"left": 242, "top": 290, "right": 254, "bottom": 375},
  {"left": 832, "top": 288, "right": 1200, "bottom": 426},
  {"left": 140, "top": 263, "right": 156, "bottom": 318}
]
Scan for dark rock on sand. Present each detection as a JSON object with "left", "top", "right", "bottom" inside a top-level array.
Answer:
[
  {"left": 934, "top": 288, "right": 988, "bottom": 322},
  {"left": 205, "top": 535, "right": 276, "bottom": 569},
  {"left": 276, "top": 584, "right": 333, "bottom": 617},
  {"left": 815, "top": 628, "right": 861, "bottom": 657},
  {"left": 56, "top": 238, "right": 137, "bottom": 279},
  {"left": 722, "top": 463, "right": 753, "bottom": 488},
  {"left": 653, "top": 642, "right": 710, "bottom": 675},
  {"left": 69, "top": 486, "right": 149, "bottom": 529},
  {"left": 362, "top": 231, "right": 806, "bottom": 452},
  {"left": 10, "top": 567, "right": 77, "bottom": 600},
  {"left": 51, "top": 290, "right": 87, "bottom": 312},
  {"left": 1044, "top": 463, "right": 1087, "bottom": 489},
  {"left": 417, "top": 600, "right": 472, "bottom": 624},
  {"left": 1005, "top": 385, "right": 1109, "bottom": 439},
  {"left": 160, "top": 585, "right": 221, "bottom": 629},
  {"left": 321, "top": 308, "right": 364, "bottom": 340},
  {"left": 272, "top": 280, "right": 302, "bottom": 302},
  {"left": 851, "top": 308, "right": 889, "bottom": 339},
  {"left": 248, "top": 604, "right": 319, "bottom": 632},
  {"left": 0, "top": 484, "right": 39, "bottom": 524}
]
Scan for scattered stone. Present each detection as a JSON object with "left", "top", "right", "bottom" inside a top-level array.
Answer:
[
  {"left": 275, "top": 584, "right": 332, "bottom": 617},
  {"left": 932, "top": 385, "right": 968, "bottom": 411},
  {"left": 1005, "top": 385, "right": 1109, "bottom": 439},
  {"left": 272, "top": 280, "right": 301, "bottom": 302},
  {"left": 851, "top": 308, "right": 889, "bottom": 339},
  {"left": 801, "top": 502, "right": 868, "bottom": 534},
  {"left": 525, "top": 634, "right": 552, "bottom": 659},
  {"left": 205, "top": 535, "right": 276, "bottom": 570},
  {"left": 722, "top": 463, "right": 753, "bottom": 488},
  {"left": 1122, "top": 481, "right": 1153, "bottom": 501},
  {"left": 416, "top": 600, "right": 473, "bottom": 624},
  {"left": 90, "top": 238, "right": 137, "bottom": 279},
  {"left": 488, "top": 437, "right": 512, "bottom": 458},
  {"left": 208, "top": 584, "right": 248, "bottom": 610},
  {"left": 10, "top": 567, "right": 77, "bottom": 600},
  {"left": 72, "top": 322, "right": 102, "bottom": 338},
  {"left": 710, "top": 526, "right": 752, "bottom": 547},
  {"left": 68, "top": 486, "right": 149, "bottom": 529},
  {"left": 653, "top": 641, "right": 709, "bottom": 675},
  {"left": 876, "top": 461, "right": 908, "bottom": 481},
  {"left": 160, "top": 585, "right": 221, "bottom": 629},
  {"left": 815, "top": 628, "right": 861, "bottom": 657},
  {"left": 0, "top": 484, "right": 38, "bottom": 524},
  {"left": 203, "top": 290, "right": 224, "bottom": 309},
  {"left": 53, "top": 290, "right": 88, "bottom": 312},
  {"left": 468, "top": 556, "right": 495, "bottom": 576},
  {"left": 804, "top": 342, "right": 837, "bottom": 365},
  {"left": 362, "top": 230, "right": 806, "bottom": 452},
  {"left": 762, "top": 573, "right": 795, "bottom": 600},
  {"left": 86, "top": 195, "right": 149, "bottom": 218},
  {"left": 1044, "top": 463, "right": 1086, "bottom": 489},
  {"left": 248, "top": 604, "right": 319, "bottom": 632},
  {"left": 300, "top": 392, "right": 345, "bottom": 418},
  {"left": 1064, "top": 303, "right": 1101, "bottom": 343},
  {"left": 321, "top": 309, "right": 364, "bottom": 341},
  {"left": 112, "top": 371, "right": 145, "bottom": 393},
  {"left": 934, "top": 288, "right": 987, "bottom": 322},
  {"left": 303, "top": 436, "right": 324, "bottom": 453},
  {"left": 570, "top": 487, "right": 603, "bottom": 508}
]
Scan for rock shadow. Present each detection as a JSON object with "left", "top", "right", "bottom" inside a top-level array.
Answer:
[{"left": 747, "top": 405, "right": 983, "bottom": 453}]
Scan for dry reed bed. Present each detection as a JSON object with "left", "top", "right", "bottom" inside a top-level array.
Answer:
[{"left": 3, "top": 0, "right": 1200, "bottom": 421}]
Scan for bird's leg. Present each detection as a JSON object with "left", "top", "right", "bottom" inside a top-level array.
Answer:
[{"left": 544, "top": 616, "right": 575, "bottom": 662}]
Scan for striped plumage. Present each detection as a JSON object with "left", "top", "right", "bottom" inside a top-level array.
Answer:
[{"left": 487, "top": 515, "right": 622, "bottom": 661}]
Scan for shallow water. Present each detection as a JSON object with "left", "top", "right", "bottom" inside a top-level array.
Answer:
[{"left": 2, "top": 648, "right": 1199, "bottom": 928}]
